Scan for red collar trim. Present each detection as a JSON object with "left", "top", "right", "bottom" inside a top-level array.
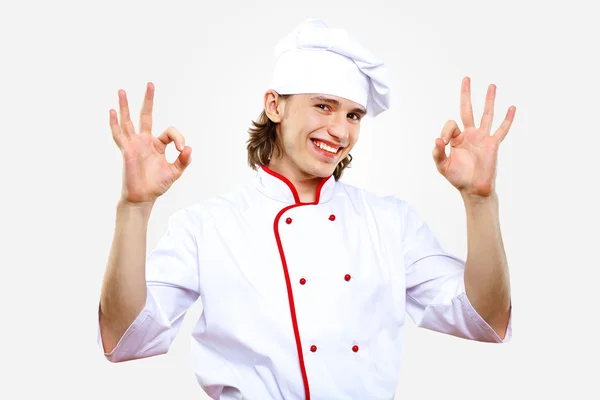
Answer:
[{"left": 261, "top": 166, "right": 330, "bottom": 205}]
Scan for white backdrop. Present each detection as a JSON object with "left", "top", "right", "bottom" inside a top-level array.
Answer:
[{"left": 1, "top": 0, "right": 598, "bottom": 398}]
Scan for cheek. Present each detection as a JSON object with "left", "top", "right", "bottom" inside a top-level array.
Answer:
[
  {"left": 304, "top": 112, "right": 329, "bottom": 131},
  {"left": 345, "top": 130, "right": 359, "bottom": 151}
]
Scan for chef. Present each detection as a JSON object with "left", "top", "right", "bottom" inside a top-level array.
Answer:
[{"left": 98, "top": 18, "right": 514, "bottom": 400}]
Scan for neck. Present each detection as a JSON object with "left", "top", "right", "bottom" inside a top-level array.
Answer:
[{"left": 266, "top": 159, "right": 327, "bottom": 203}]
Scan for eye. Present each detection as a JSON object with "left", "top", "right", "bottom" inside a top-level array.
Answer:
[
  {"left": 348, "top": 113, "right": 361, "bottom": 121},
  {"left": 316, "top": 104, "right": 330, "bottom": 111}
]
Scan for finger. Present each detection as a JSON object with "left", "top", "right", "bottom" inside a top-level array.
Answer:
[
  {"left": 460, "top": 77, "right": 475, "bottom": 129},
  {"left": 118, "top": 89, "right": 136, "bottom": 136},
  {"left": 171, "top": 146, "right": 193, "bottom": 178},
  {"left": 493, "top": 106, "right": 516, "bottom": 143},
  {"left": 157, "top": 126, "right": 186, "bottom": 152},
  {"left": 139, "top": 82, "right": 155, "bottom": 134},
  {"left": 480, "top": 84, "right": 496, "bottom": 133},
  {"left": 440, "top": 120, "right": 462, "bottom": 145},
  {"left": 109, "top": 109, "right": 125, "bottom": 147},
  {"left": 432, "top": 138, "right": 448, "bottom": 174}
]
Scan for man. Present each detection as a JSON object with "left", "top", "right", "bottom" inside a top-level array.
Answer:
[{"left": 98, "top": 18, "right": 513, "bottom": 399}]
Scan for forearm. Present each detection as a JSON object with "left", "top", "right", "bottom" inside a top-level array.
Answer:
[
  {"left": 99, "top": 199, "right": 154, "bottom": 353},
  {"left": 462, "top": 191, "right": 511, "bottom": 338}
]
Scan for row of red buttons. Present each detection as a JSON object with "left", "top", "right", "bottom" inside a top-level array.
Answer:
[
  {"left": 310, "top": 345, "right": 359, "bottom": 353},
  {"left": 298, "top": 274, "right": 351, "bottom": 285},
  {"left": 285, "top": 214, "right": 336, "bottom": 224},
  {"left": 284, "top": 212, "right": 359, "bottom": 353}
]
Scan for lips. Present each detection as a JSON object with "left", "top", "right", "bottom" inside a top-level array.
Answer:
[
  {"left": 311, "top": 138, "right": 343, "bottom": 151},
  {"left": 310, "top": 138, "right": 344, "bottom": 154},
  {"left": 310, "top": 139, "right": 341, "bottom": 160}
]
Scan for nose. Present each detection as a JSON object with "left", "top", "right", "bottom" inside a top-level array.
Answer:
[{"left": 327, "top": 114, "right": 350, "bottom": 143}]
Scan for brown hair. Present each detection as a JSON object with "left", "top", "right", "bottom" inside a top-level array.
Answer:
[{"left": 245, "top": 96, "right": 353, "bottom": 181}]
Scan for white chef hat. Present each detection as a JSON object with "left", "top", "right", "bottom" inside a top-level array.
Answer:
[{"left": 269, "top": 18, "right": 391, "bottom": 117}]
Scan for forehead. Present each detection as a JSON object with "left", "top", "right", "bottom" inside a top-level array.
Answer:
[{"left": 292, "top": 93, "right": 366, "bottom": 113}]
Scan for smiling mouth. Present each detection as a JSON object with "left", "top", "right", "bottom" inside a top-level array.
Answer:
[{"left": 311, "top": 139, "right": 342, "bottom": 155}]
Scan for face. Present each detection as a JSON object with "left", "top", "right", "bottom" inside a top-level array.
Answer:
[{"left": 264, "top": 91, "right": 367, "bottom": 180}]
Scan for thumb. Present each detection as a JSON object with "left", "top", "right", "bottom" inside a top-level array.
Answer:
[
  {"left": 432, "top": 138, "right": 448, "bottom": 174},
  {"left": 171, "top": 146, "right": 192, "bottom": 178}
]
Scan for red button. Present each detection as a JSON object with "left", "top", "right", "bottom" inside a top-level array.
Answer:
[
  {"left": 344, "top": 274, "right": 351, "bottom": 281},
  {"left": 329, "top": 214, "right": 336, "bottom": 221},
  {"left": 300, "top": 278, "right": 306, "bottom": 285},
  {"left": 285, "top": 217, "right": 292, "bottom": 224},
  {"left": 310, "top": 345, "right": 317, "bottom": 352},
  {"left": 352, "top": 345, "right": 359, "bottom": 352}
]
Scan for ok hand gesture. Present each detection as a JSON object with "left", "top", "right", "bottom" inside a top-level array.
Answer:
[
  {"left": 432, "top": 77, "right": 516, "bottom": 198},
  {"left": 110, "top": 83, "right": 192, "bottom": 205}
]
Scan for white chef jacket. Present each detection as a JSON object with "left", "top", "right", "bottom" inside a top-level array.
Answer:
[{"left": 97, "top": 165, "right": 512, "bottom": 400}]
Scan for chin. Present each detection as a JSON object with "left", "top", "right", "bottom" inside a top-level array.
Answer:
[{"left": 303, "top": 161, "right": 338, "bottom": 179}]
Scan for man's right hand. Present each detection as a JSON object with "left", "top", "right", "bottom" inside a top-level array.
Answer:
[{"left": 110, "top": 82, "right": 192, "bottom": 206}]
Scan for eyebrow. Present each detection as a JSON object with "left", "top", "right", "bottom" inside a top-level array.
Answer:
[{"left": 310, "top": 95, "right": 367, "bottom": 117}]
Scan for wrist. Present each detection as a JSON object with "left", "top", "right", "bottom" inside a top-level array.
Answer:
[
  {"left": 461, "top": 191, "right": 499, "bottom": 211},
  {"left": 116, "top": 197, "right": 155, "bottom": 217}
]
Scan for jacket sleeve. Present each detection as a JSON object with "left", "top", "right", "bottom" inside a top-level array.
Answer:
[
  {"left": 97, "top": 208, "right": 201, "bottom": 362},
  {"left": 400, "top": 201, "right": 512, "bottom": 343}
]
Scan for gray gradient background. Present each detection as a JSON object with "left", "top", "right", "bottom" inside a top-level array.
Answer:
[{"left": 1, "top": 0, "right": 598, "bottom": 398}]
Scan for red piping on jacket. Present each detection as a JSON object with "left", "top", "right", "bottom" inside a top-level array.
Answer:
[{"left": 264, "top": 165, "right": 330, "bottom": 400}]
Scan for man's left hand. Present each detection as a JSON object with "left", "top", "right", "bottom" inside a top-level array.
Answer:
[{"left": 432, "top": 77, "right": 516, "bottom": 198}]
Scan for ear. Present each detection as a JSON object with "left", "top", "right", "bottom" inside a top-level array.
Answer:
[{"left": 264, "top": 90, "right": 286, "bottom": 123}]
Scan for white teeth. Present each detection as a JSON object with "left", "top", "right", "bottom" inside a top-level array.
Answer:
[{"left": 314, "top": 140, "right": 338, "bottom": 154}]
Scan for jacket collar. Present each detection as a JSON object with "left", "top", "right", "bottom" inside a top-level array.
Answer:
[{"left": 253, "top": 165, "right": 336, "bottom": 205}]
